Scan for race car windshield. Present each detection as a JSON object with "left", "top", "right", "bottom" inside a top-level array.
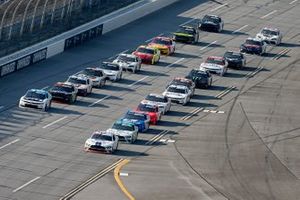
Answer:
[
  {"left": 189, "top": 70, "right": 208, "bottom": 78},
  {"left": 83, "top": 69, "right": 103, "bottom": 77},
  {"left": 206, "top": 58, "right": 225, "bottom": 65},
  {"left": 92, "top": 134, "right": 112, "bottom": 141},
  {"left": 224, "top": 52, "right": 242, "bottom": 59},
  {"left": 152, "top": 38, "right": 171, "bottom": 45},
  {"left": 167, "top": 87, "right": 186, "bottom": 94},
  {"left": 112, "top": 124, "right": 134, "bottom": 131},
  {"left": 171, "top": 80, "right": 190, "bottom": 87},
  {"left": 118, "top": 55, "right": 136, "bottom": 62},
  {"left": 261, "top": 29, "right": 278, "bottom": 36},
  {"left": 25, "top": 91, "right": 47, "bottom": 99},
  {"left": 125, "top": 113, "right": 146, "bottom": 120},
  {"left": 146, "top": 95, "right": 167, "bottom": 103},
  {"left": 203, "top": 15, "right": 219, "bottom": 24},
  {"left": 245, "top": 39, "right": 261, "bottom": 46},
  {"left": 68, "top": 78, "right": 86, "bottom": 85},
  {"left": 101, "top": 64, "right": 120, "bottom": 71},
  {"left": 52, "top": 86, "right": 74, "bottom": 92},
  {"left": 138, "top": 104, "right": 156, "bottom": 112},
  {"left": 178, "top": 27, "right": 194, "bottom": 35},
  {"left": 137, "top": 47, "right": 154, "bottom": 54}
]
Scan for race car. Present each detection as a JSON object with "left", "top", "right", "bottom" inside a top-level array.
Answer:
[
  {"left": 120, "top": 111, "right": 150, "bottom": 132},
  {"left": 19, "top": 89, "right": 52, "bottom": 111},
  {"left": 99, "top": 62, "right": 123, "bottom": 81},
  {"left": 148, "top": 36, "right": 176, "bottom": 55},
  {"left": 107, "top": 121, "right": 138, "bottom": 143},
  {"left": 199, "top": 14, "right": 224, "bottom": 32},
  {"left": 112, "top": 53, "right": 141, "bottom": 73},
  {"left": 172, "top": 26, "right": 199, "bottom": 44},
  {"left": 163, "top": 85, "right": 191, "bottom": 105},
  {"left": 133, "top": 45, "right": 160, "bottom": 65},
  {"left": 76, "top": 67, "right": 107, "bottom": 88},
  {"left": 240, "top": 37, "right": 267, "bottom": 55},
  {"left": 167, "top": 77, "right": 195, "bottom": 96},
  {"left": 84, "top": 131, "right": 119, "bottom": 153},
  {"left": 186, "top": 68, "right": 212, "bottom": 89},
  {"left": 200, "top": 56, "right": 228, "bottom": 76},
  {"left": 223, "top": 51, "right": 246, "bottom": 69},
  {"left": 49, "top": 82, "right": 78, "bottom": 103},
  {"left": 135, "top": 103, "right": 161, "bottom": 125},
  {"left": 141, "top": 93, "right": 171, "bottom": 115},
  {"left": 256, "top": 27, "right": 282, "bottom": 45},
  {"left": 66, "top": 74, "right": 92, "bottom": 96}
]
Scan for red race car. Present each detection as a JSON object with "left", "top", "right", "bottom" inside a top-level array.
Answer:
[
  {"left": 133, "top": 45, "right": 160, "bottom": 65},
  {"left": 135, "top": 103, "right": 161, "bottom": 125},
  {"left": 148, "top": 36, "right": 176, "bottom": 55}
]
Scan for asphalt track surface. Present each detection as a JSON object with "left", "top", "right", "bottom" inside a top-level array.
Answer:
[{"left": 0, "top": 0, "right": 300, "bottom": 200}]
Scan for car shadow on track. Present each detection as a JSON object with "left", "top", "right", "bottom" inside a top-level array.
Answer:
[
  {"left": 137, "top": 70, "right": 169, "bottom": 77},
  {"left": 187, "top": 101, "right": 217, "bottom": 108},
  {"left": 192, "top": 94, "right": 217, "bottom": 100},
  {"left": 75, "top": 99, "right": 110, "bottom": 108},
  {"left": 224, "top": 71, "right": 245, "bottom": 78},
  {"left": 172, "top": 52, "right": 199, "bottom": 59},
  {"left": 209, "top": 85, "right": 230, "bottom": 91},
  {"left": 155, "top": 61, "right": 187, "bottom": 68},
  {"left": 158, "top": 120, "right": 188, "bottom": 127},
  {"left": 117, "top": 78, "right": 151, "bottom": 87},
  {"left": 279, "top": 42, "right": 300, "bottom": 48},
  {"left": 49, "top": 107, "right": 83, "bottom": 115},
  {"left": 114, "top": 149, "right": 149, "bottom": 157},
  {"left": 166, "top": 110, "right": 191, "bottom": 117},
  {"left": 220, "top": 29, "right": 248, "bottom": 36},
  {"left": 101, "top": 84, "right": 134, "bottom": 92},
  {"left": 197, "top": 41, "right": 223, "bottom": 48}
]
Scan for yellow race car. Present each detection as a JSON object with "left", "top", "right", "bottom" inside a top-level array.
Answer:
[
  {"left": 148, "top": 36, "right": 176, "bottom": 55},
  {"left": 133, "top": 45, "right": 160, "bottom": 65}
]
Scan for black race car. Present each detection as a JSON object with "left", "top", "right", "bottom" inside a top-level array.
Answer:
[
  {"left": 186, "top": 69, "right": 212, "bottom": 88},
  {"left": 49, "top": 82, "right": 78, "bottom": 103},
  {"left": 173, "top": 26, "right": 199, "bottom": 44},
  {"left": 199, "top": 15, "right": 224, "bottom": 33},
  {"left": 223, "top": 51, "right": 246, "bottom": 69},
  {"left": 240, "top": 38, "right": 267, "bottom": 55}
]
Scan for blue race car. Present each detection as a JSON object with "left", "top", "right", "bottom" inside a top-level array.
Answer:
[{"left": 119, "top": 111, "right": 150, "bottom": 132}]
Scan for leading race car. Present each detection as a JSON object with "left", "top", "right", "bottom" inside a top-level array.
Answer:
[
  {"left": 200, "top": 56, "right": 228, "bottom": 76},
  {"left": 163, "top": 84, "right": 191, "bottom": 105},
  {"left": 84, "top": 131, "right": 119, "bottom": 153},
  {"left": 186, "top": 68, "right": 212, "bottom": 89},
  {"left": 240, "top": 37, "right": 267, "bottom": 56},
  {"left": 19, "top": 89, "right": 52, "bottom": 111},
  {"left": 223, "top": 51, "right": 246, "bottom": 69},
  {"left": 168, "top": 77, "right": 195, "bottom": 96},
  {"left": 76, "top": 67, "right": 107, "bottom": 88},
  {"left": 199, "top": 14, "right": 224, "bottom": 33},
  {"left": 99, "top": 62, "right": 123, "bottom": 81},
  {"left": 106, "top": 121, "right": 138, "bottom": 143},
  {"left": 66, "top": 75, "right": 93, "bottom": 96},
  {"left": 135, "top": 103, "right": 161, "bottom": 125},
  {"left": 172, "top": 25, "right": 199, "bottom": 44},
  {"left": 141, "top": 93, "right": 171, "bottom": 115},
  {"left": 148, "top": 36, "right": 176, "bottom": 55},
  {"left": 112, "top": 53, "right": 141, "bottom": 73},
  {"left": 119, "top": 111, "right": 150, "bottom": 132},
  {"left": 256, "top": 27, "right": 282, "bottom": 45},
  {"left": 133, "top": 45, "right": 160, "bottom": 65},
  {"left": 49, "top": 82, "right": 78, "bottom": 103}
]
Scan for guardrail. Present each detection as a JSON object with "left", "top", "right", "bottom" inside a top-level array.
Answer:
[{"left": 0, "top": 0, "right": 180, "bottom": 78}]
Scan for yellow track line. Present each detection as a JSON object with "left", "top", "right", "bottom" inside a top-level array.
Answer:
[{"left": 114, "top": 159, "right": 135, "bottom": 200}]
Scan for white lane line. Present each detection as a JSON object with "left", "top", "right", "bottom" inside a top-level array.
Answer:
[
  {"left": 0, "top": 139, "right": 20, "bottom": 150},
  {"left": 181, "top": 107, "right": 204, "bottom": 120},
  {"left": 232, "top": 25, "right": 248, "bottom": 34},
  {"left": 145, "top": 33, "right": 163, "bottom": 43},
  {"left": 215, "top": 86, "right": 235, "bottom": 98},
  {"left": 120, "top": 49, "right": 129, "bottom": 54},
  {"left": 200, "top": 40, "right": 217, "bottom": 50},
  {"left": 166, "top": 58, "right": 185, "bottom": 68},
  {"left": 180, "top": 18, "right": 196, "bottom": 26},
  {"left": 210, "top": 3, "right": 228, "bottom": 12},
  {"left": 41, "top": 86, "right": 49, "bottom": 90},
  {"left": 13, "top": 176, "right": 40, "bottom": 193},
  {"left": 260, "top": 10, "right": 277, "bottom": 19},
  {"left": 272, "top": 48, "right": 290, "bottom": 60},
  {"left": 88, "top": 95, "right": 111, "bottom": 107},
  {"left": 128, "top": 76, "right": 148, "bottom": 87},
  {"left": 42, "top": 116, "right": 67, "bottom": 129},
  {"left": 145, "top": 130, "right": 168, "bottom": 145},
  {"left": 289, "top": 0, "right": 298, "bottom": 4}
]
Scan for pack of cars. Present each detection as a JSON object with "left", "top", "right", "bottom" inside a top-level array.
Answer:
[{"left": 18, "top": 16, "right": 284, "bottom": 154}]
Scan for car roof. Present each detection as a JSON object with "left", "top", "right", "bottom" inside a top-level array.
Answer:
[
  {"left": 246, "top": 37, "right": 262, "bottom": 42},
  {"left": 54, "top": 82, "right": 74, "bottom": 87},
  {"left": 168, "top": 84, "right": 188, "bottom": 89},
  {"left": 126, "top": 110, "right": 147, "bottom": 117},
  {"left": 204, "top": 14, "right": 220, "bottom": 18},
  {"left": 181, "top": 25, "right": 195, "bottom": 30},
  {"left": 85, "top": 67, "right": 101, "bottom": 71},
  {"left": 92, "top": 131, "right": 112, "bottom": 137},
  {"left": 139, "top": 102, "right": 157, "bottom": 108},
  {"left": 207, "top": 56, "right": 224, "bottom": 60},
  {"left": 148, "top": 93, "right": 164, "bottom": 98},
  {"left": 119, "top": 53, "right": 136, "bottom": 58},
  {"left": 114, "top": 120, "right": 134, "bottom": 127},
  {"left": 137, "top": 45, "right": 155, "bottom": 50},
  {"left": 173, "top": 77, "right": 192, "bottom": 82},
  {"left": 69, "top": 75, "right": 88, "bottom": 80},
  {"left": 28, "top": 89, "right": 47, "bottom": 94},
  {"left": 262, "top": 27, "right": 279, "bottom": 32},
  {"left": 152, "top": 36, "right": 172, "bottom": 41}
]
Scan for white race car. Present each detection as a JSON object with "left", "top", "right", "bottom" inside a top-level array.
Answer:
[
  {"left": 113, "top": 53, "right": 141, "bottom": 73},
  {"left": 99, "top": 62, "right": 123, "bottom": 81},
  {"left": 163, "top": 85, "right": 191, "bottom": 105},
  {"left": 141, "top": 93, "right": 171, "bottom": 114},
  {"left": 66, "top": 74, "right": 93, "bottom": 96},
  {"left": 84, "top": 131, "right": 119, "bottom": 153},
  {"left": 19, "top": 89, "right": 52, "bottom": 111},
  {"left": 200, "top": 56, "right": 228, "bottom": 76},
  {"left": 76, "top": 67, "right": 107, "bottom": 88},
  {"left": 256, "top": 27, "right": 282, "bottom": 45},
  {"left": 106, "top": 121, "right": 138, "bottom": 143}
]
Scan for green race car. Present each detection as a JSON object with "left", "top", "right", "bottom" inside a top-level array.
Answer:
[{"left": 172, "top": 26, "right": 199, "bottom": 44}]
